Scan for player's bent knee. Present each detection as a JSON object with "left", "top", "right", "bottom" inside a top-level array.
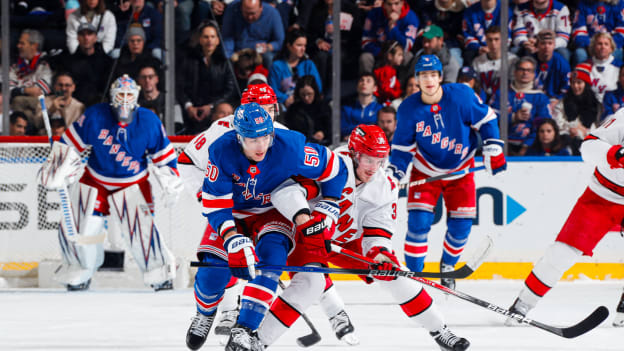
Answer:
[
  {"left": 196, "top": 255, "right": 231, "bottom": 292},
  {"left": 256, "top": 233, "right": 290, "bottom": 265},
  {"left": 407, "top": 210, "right": 434, "bottom": 237},
  {"left": 446, "top": 217, "right": 472, "bottom": 240}
]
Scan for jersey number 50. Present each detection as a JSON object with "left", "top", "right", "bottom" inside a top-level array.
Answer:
[
  {"left": 206, "top": 161, "right": 219, "bottom": 182},
  {"left": 304, "top": 146, "right": 320, "bottom": 167}
]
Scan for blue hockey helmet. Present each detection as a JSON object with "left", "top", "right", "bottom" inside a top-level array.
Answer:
[
  {"left": 414, "top": 54, "right": 443, "bottom": 77},
  {"left": 233, "top": 102, "right": 274, "bottom": 140}
]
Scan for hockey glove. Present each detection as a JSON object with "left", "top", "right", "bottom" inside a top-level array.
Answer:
[
  {"left": 607, "top": 145, "right": 624, "bottom": 169},
  {"left": 482, "top": 139, "right": 507, "bottom": 175},
  {"left": 224, "top": 234, "right": 258, "bottom": 281},
  {"left": 297, "top": 200, "right": 340, "bottom": 254},
  {"left": 366, "top": 246, "right": 401, "bottom": 281}
]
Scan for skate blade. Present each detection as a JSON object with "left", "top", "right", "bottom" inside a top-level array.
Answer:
[{"left": 340, "top": 333, "right": 360, "bottom": 346}]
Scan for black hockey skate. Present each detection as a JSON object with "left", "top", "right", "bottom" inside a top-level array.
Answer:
[
  {"left": 152, "top": 279, "right": 173, "bottom": 292},
  {"left": 429, "top": 325, "right": 470, "bottom": 351},
  {"left": 440, "top": 262, "right": 456, "bottom": 290},
  {"left": 186, "top": 311, "right": 215, "bottom": 350},
  {"left": 66, "top": 278, "right": 91, "bottom": 291},
  {"left": 225, "top": 324, "right": 264, "bottom": 351},
  {"left": 329, "top": 310, "right": 359, "bottom": 345},
  {"left": 215, "top": 309, "right": 239, "bottom": 335},
  {"left": 504, "top": 297, "right": 531, "bottom": 326}
]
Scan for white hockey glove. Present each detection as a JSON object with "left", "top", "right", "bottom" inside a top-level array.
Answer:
[
  {"left": 37, "top": 142, "right": 83, "bottom": 190},
  {"left": 151, "top": 165, "right": 183, "bottom": 207}
]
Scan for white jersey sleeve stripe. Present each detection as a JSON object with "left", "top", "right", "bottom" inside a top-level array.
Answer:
[
  {"left": 317, "top": 148, "right": 340, "bottom": 182},
  {"left": 471, "top": 106, "right": 498, "bottom": 130},
  {"left": 152, "top": 144, "right": 176, "bottom": 166},
  {"left": 63, "top": 124, "right": 87, "bottom": 153}
]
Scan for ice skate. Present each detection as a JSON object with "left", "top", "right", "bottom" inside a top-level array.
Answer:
[
  {"left": 225, "top": 324, "right": 264, "bottom": 351},
  {"left": 152, "top": 279, "right": 173, "bottom": 292},
  {"left": 66, "top": 278, "right": 91, "bottom": 291},
  {"left": 429, "top": 325, "right": 470, "bottom": 351},
  {"left": 215, "top": 309, "right": 239, "bottom": 335},
  {"left": 613, "top": 291, "right": 624, "bottom": 327},
  {"left": 504, "top": 297, "right": 531, "bottom": 326},
  {"left": 329, "top": 310, "right": 360, "bottom": 346},
  {"left": 186, "top": 311, "right": 214, "bottom": 350},
  {"left": 440, "top": 262, "right": 456, "bottom": 290}
]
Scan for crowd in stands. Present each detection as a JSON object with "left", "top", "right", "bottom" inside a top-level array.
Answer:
[{"left": 2, "top": 0, "right": 623, "bottom": 157}]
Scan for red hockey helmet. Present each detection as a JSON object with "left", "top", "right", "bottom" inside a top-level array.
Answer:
[
  {"left": 241, "top": 83, "right": 278, "bottom": 105},
  {"left": 348, "top": 124, "right": 390, "bottom": 159}
]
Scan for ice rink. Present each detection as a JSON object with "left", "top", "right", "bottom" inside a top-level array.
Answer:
[{"left": 1, "top": 279, "right": 622, "bottom": 351}]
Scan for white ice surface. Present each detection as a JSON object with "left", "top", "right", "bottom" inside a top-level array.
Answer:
[{"left": 1, "top": 280, "right": 622, "bottom": 350}]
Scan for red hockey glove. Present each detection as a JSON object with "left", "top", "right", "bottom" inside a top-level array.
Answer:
[
  {"left": 483, "top": 139, "right": 507, "bottom": 175},
  {"left": 224, "top": 234, "right": 258, "bottom": 280},
  {"left": 297, "top": 200, "right": 339, "bottom": 254},
  {"left": 366, "top": 246, "right": 401, "bottom": 281},
  {"left": 607, "top": 145, "right": 624, "bottom": 169}
]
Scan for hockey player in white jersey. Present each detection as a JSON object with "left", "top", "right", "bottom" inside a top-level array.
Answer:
[
  {"left": 507, "top": 109, "right": 624, "bottom": 327},
  {"left": 179, "top": 84, "right": 355, "bottom": 350},
  {"left": 37, "top": 75, "right": 182, "bottom": 291},
  {"left": 259, "top": 125, "right": 471, "bottom": 351}
]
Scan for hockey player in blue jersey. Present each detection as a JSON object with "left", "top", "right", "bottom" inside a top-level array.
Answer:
[
  {"left": 193, "top": 102, "right": 347, "bottom": 351},
  {"left": 388, "top": 55, "right": 507, "bottom": 290},
  {"left": 37, "top": 75, "right": 182, "bottom": 291}
]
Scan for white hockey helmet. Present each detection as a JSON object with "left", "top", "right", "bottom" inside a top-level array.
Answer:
[{"left": 110, "top": 74, "right": 141, "bottom": 124}]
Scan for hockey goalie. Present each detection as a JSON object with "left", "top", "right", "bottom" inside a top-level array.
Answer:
[{"left": 37, "top": 75, "right": 182, "bottom": 291}]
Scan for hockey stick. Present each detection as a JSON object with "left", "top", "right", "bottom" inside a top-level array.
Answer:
[
  {"left": 328, "top": 242, "right": 609, "bottom": 339},
  {"left": 399, "top": 165, "right": 486, "bottom": 189},
  {"left": 38, "top": 95, "right": 104, "bottom": 245},
  {"left": 277, "top": 280, "right": 322, "bottom": 347}
]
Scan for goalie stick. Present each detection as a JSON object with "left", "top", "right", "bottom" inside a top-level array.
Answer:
[
  {"left": 38, "top": 95, "right": 105, "bottom": 245},
  {"left": 277, "top": 280, "right": 322, "bottom": 348},
  {"left": 329, "top": 242, "right": 609, "bottom": 339}
]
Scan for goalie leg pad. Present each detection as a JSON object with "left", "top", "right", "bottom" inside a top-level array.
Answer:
[
  {"left": 56, "top": 214, "right": 106, "bottom": 286},
  {"left": 378, "top": 277, "right": 445, "bottom": 332},
  {"left": 108, "top": 184, "right": 176, "bottom": 286},
  {"left": 405, "top": 210, "right": 434, "bottom": 272},
  {"left": 519, "top": 241, "right": 582, "bottom": 307},
  {"left": 38, "top": 141, "right": 83, "bottom": 189}
]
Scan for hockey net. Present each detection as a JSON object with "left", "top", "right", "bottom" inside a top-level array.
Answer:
[{"left": 0, "top": 136, "right": 202, "bottom": 279}]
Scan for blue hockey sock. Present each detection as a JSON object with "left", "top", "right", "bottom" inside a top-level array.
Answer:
[
  {"left": 194, "top": 254, "right": 232, "bottom": 316},
  {"left": 405, "top": 210, "right": 434, "bottom": 272},
  {"left": 441, "top": 217, "right": 472, "bottom": 267}
]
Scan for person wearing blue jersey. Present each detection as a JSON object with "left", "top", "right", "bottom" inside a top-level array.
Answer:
[
  {"left": 388, "top": 55, "right": 507, "bottom": 290},
  {"left": 37, "top": 75, "right": 182, "bottom": 292},
  {"left": 189, "top": 102, "right": 347, "bottom": 351}
]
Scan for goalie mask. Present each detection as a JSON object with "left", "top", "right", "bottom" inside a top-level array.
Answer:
[{"left": 110, "top": 74, "right": 141, "bottom": 124}]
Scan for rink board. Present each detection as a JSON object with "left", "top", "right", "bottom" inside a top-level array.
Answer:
[{"left": 2, "top": 155, "right": 624, "bottom": 280}]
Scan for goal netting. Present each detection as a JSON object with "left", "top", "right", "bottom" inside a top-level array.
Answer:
[{"left": 0, "top": 136, "right": 204, "bottom": 278}]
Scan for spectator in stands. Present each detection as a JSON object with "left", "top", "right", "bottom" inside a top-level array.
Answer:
[
  {"left": 533, "top": 29, "right": 570, "bottom": 109},
  {"left": 374, "top": 40, "right": 404, "bottom": 105},
  {"left": 491, "top": 56, "right": 552, "bottom": 155},
  {"left": 137, "top": 65, "right": 164, "bottom": 119},
  {"left": 113, "top": 24, "right": 162, "bottom": 79},
  {"left": 377, "top": 105, "right": 397, "bottom": 142},
  {"left": 60, "top": 22, "right": 113, "bottom": 106},
  {"left": 11, "top": 1, "right": 67, "bottom": 53},
  {"left": 341, "top": 72, "right": 383, "bottom": 139},
  {"left": 44, "top": 72, "right": 85, "bottom": 128},
  {"left": 360, "top": 0, "right": 419, "bottom": 74},
  {"left": 512, "top": 0, "right": 571, "bottom": 60},
  {"left": 49, "top": 114, "right": 67, "bottom": 137},
  {"left": 268, "top": 28, "right": 323, "bottom": 108},
  {"left": 526, "top": 119, "right": 571, "bottom": 156},
  {"left": 457, "top": 66, "right": 486, "bottom": 102},
  {"left": 211, "top": 101, "right": 234, "bottom": 122},
  {"left": 66, "top": 0, "right": 117, "bottom": 54},
  {"left": 572, "top": 0, "right": 624, "bottom": 65},
  {"left": 284, "top": 75, "right": 332, "bottom": 144},
  {"left": 9, "top": 111, "right": 29, "bottom": 136},
  {"left": 407, "top": 25, "right": 460, "bottom": 84},
  {"left": 221, "top": 0, "right": 285, "bottom": 68},
  {"left": 9, "top": 29, "right": 53, "bottom": 133},
  {"left": 177, "top": 21, "right": 237, "bottom": 135},
  {"left": 603, "top": 66, "right": 624, "bottom": 118},
  {"left": 232, "top": 48, "right": 265, "bottom": 92},
  {"left": 587, "top": 32, "right": 622, "bottom": 102},
  {"left": 552, "top": 64, "right": 601, "bottom": 154},
  {"left": 391, "top": 75, "right": 419, "bottom": 111},
  {"left": 307, "top": 0, "right": 363, "bottom": 90},
  {"left": 156, "top": 0, "right": 195, "bottom": 42},
  {"left": 472, "top": 26, "right": 517, "bottom": 101},
  {"left": 409, "top": 0, "right": 466, "bottom": 66},
  {"left": 462, "top": 0, "right": 513, "bottom": 65},
  {"left": 113, "top": 0, "right": 163, "bottom": 59}
]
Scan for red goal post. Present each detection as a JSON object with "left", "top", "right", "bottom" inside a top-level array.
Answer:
[{"left": 0, "top": 135, "right": 203, "bottom": 278}]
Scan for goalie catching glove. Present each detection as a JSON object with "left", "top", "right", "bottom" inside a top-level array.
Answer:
[
  {"left": 224, "top": 234, "right": 258, "bottom": 280},
  {"left": 482, "top": 139, "right": 507, "bottom": 175},
  {"left": 366, "top": 246, "right": 401, "bottom": 281},
  {"left": 37, "top": 142, "right": 83, "bottom": 189},
  {"left": 297, "top": 200, "right": 339, "bottom": 254}
]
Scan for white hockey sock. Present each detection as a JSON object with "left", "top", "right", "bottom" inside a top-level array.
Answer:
[
  {"left": 379, "top": 277, "right": 445, "bottom": 332},
  {"left": 320, "top": 284, "right": 346, "bottom": 319},
  {"left": 220, "top": 279, "right": 243, "bottom": 312}
]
